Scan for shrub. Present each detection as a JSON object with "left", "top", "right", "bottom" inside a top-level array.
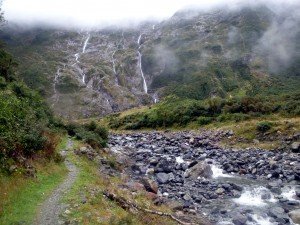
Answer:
[
  {"left": 66, "top": 121, "right": 108, "bottom": 148},
  {"left": 256, "top": 121, "right": 273, "bottom": 132},
  {"left": 197, "top": 116, "right": 213, "bottom": 125}
]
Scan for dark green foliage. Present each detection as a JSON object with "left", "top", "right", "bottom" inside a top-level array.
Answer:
[
  {"left": 108, "top": 92, "right": 300, "bottom": 130},
  {"left": 0, "top": 37, "right": 59, "bottom": 172},
  {"left": 0, "top": 81, "right": 55, "bottom": 171},
  {"left": 66, "top": 121, "right": 108, "bottom": 148},
  {"left": 197, "top": 116, "right": 213, "bottom": 125},
  {"left": 256, "top": 121, "right": 273, "bottom": 132}
]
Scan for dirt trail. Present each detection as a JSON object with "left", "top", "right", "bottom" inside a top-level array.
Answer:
[{"left": 34, "top": 139, "right": 78, "bottom": 225}]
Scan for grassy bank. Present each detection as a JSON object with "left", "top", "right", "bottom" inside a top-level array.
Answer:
[
  {"left": 0, "top": 161, "right": 67, "bottom": 225},
  {"left": 0, "top": 138, "right": 68, "bottom": 225}
]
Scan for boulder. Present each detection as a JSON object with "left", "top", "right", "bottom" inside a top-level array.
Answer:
[
  {"left": 232, "top": 213, "right": 247, "bottom": 225},
  {"left": 155, "top": 159, "right": 173, "bottom": 173},
  {"left": 268, "top": 207, "right": 285, "bottom": 218},
  {"left": 156, "top": 173, "right": 170, "bottom": 184},
  {"left": 184, "top": 162, "right": 213, "bottom": 179},
  {"left": 215, "top": 188, "right": 225, "bottom": 195},
  {"left": 288, "top": 209, "right": 300, "bottom": 224},
  {"left": 141, "top": 178, "right": 158, "bottom": 194},
  {"left": 291, "top": 142, "right": 300, "bottom": 153}
]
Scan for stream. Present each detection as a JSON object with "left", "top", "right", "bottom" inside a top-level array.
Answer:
[{"left": 108, "top": 131, "right": 300, "bottom": 225}]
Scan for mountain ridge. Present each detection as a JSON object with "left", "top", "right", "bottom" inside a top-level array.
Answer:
[{"left": 0, "top": 3, "right": 299, "bottom": 119}]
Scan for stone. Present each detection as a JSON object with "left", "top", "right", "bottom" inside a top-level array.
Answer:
[
  {"left": 184, "top": 162, "right": 213, "bottom": 179},
  {"left": 215, "top": 188, "right": 225, "bottom": 195},
  {"left": 268, "top": 207, "right": 285, "bottom": 218},
  {"left": 232, "top": 213, "right": 247, "bottom": 225},
  {"left": 80, "top": 147, "right": 88, "bottom": 154},
  {"left": 291, "top": 142, "right": 300, "bottom": 153},
  {"left": 289, "top": 209, "right": 300, "bottom": 224},
  {"left": 156, "top": 173, "right": 170, "bottom": 184},
  {"left": 141, "top": 178, "right": 158, "bottom": 194},
  {"left": 155, "top": 159, "right": 173, "bottom": 173},
  {"left": 9, "top": 165, "right": 17, "bottom": 173}
]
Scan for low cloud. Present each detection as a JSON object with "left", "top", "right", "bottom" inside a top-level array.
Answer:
[
  {"left": 2, "top": 0, "right": 298, "bottom": 29},
  {"left": 254, "top": 4, "right": 300, "bottom": 72}
]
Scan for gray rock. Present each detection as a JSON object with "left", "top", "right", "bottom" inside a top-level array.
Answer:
[
  {"left": 184, "top": 162, "right": 213, "bottom": 179},
  {"left": 268, "top": 207, "right": 285, "bottom": 218},
  {"left": 232, "top": 213, "right": 247, "bottom": 225},
  {"left": 288, "top": 209, "right": 300, "bottom": 224},
  {"left": 156, "top": 173, "right": 169, "bottom": 184},
  {"left": 183, "top": 194, "right": 192, "bottom": 201},
  {"left": 215, "top": 188, "right": 225, "bottom": 195},
  {"left": 80, "top": 147, "right": 88, "bottom": 154},
  {"left": 291, "top": 142, "right": 300, "bottom": 153}
]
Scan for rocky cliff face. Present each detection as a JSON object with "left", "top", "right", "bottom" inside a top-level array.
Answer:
[{"left": 1, "top": 4, "right": 299, "bottom": 119}]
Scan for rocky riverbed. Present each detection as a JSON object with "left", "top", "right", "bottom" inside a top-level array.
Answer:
[{"left": 106, "top": 130, "right": 300, "bottom": 225}]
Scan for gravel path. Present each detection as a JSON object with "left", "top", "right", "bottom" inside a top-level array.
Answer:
[{"left": 34, "top": 139, "right": 78, "bottom": 225}]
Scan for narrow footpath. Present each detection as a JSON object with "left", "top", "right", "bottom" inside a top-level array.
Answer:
[{"left": 34, "top": 139, "right": 78, "bottom": 225}]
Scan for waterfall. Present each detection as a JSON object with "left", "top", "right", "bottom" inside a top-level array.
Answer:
[
  {"left": 72, "top": 33, "right": 90, "bottom": 84},
  {"left": 137, "top": 34, "right": 148, "bottom": 94},
  {"left": 53, "top": 68, "right": 60, "bottom": 94},
  {"left": 82, "top": 34, "right": 90, "bottom": 53},
  {"left": 74, "top": 53, "right": 79, "bottom": 63},
  {"left": 82, "top": 73, "right": 86, "bottom": 84},
  {"left": 112, "top": 50, "right": 119, "bottom": 85}
]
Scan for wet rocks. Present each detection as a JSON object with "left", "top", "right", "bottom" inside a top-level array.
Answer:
[
  {"left": 156, "top": 173, "right": 170, "bottom": 184},
  {"left": 288, "top": 209, "right": 300, "bottom": 224},
  {"left": 232, "top": 213, "right": 247, "bottom": 225},
  {"left": 108, "top": 130, "right": 300, "bottom": 225},
  {"left": 184, "top": 162, "right": 213, "bottom": 179}
]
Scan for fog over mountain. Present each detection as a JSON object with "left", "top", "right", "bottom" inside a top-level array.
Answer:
[{"left": 2, "top": 0, "right": 299, "bottom": 29}]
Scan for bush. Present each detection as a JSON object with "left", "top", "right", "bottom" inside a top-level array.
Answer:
[
  {"left": 256, "top": 121, "right": 273, "bottom": 132},
  {"left": 197, "top": 116, "right": 213, "bottom": 125},
  {"left": 66, "top": 121, "right": 108, "bottom": 148}
]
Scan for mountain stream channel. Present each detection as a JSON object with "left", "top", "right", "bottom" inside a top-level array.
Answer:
[{"left": 106, "top": 131, "right": 300, "bottom": 225}]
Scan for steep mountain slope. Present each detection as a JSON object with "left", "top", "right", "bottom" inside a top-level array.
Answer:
[{"left": 1, "top": 4, "right": 299, "bottom": 119}]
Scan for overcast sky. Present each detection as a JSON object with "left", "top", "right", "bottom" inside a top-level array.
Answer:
[{"left": 2, "top": 0, "right": 299, "bottom": 28}]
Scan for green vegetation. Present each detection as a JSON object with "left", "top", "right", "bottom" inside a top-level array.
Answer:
[
  {"left": 256, "top": 121, "right": 273, "bottom": 132},
  {"left": 0, "top": 140, "right": 67, "bottom": 225},
  {"left": 66, "top": 121, "right": 108, "bottom": 149},
  {"left": 107, "top": 92, "right": 300, "bottom": 130},
  {"left": 0, "top": 43, "right": 62, "bottom": 172}
]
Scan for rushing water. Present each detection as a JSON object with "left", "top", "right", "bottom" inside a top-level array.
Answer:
[
  {"left": 234, "top": 186, "right": 277, "bottom": 206},
  {"left": 137, "top": 34, "right": 148, "bottom": 93},
  {"left": 207, "top": 164, "right": 298, "bottom": 225},
  {"left": 211, "top": 164, "right": 233, "bottom": 178},
  {"left": 108, "top": 133, "right": 299, "bottom": 225}
]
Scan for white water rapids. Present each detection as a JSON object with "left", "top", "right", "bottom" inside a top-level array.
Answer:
[
  {"left": 211, "top": 164, "right": 233, "bottom": 178},
  {"left": 234, "top": 186, "right": 277, "bottom": 206},
  {"left": 137, "top": 34, "right": 148, "bottom": 94}
]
